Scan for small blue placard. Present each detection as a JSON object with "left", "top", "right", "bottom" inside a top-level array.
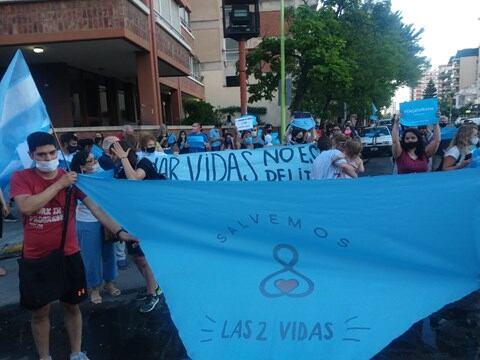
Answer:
[{"left": 400, "top": 98, "right": 439, "bottom": 126}]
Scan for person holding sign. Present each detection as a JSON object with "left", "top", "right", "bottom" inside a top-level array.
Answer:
[
  {"left": 441, "top": 124, "right": 478, "bottom": 171},
  {"left": 391, "top": 114, "right": 440, "bottom": 174}
]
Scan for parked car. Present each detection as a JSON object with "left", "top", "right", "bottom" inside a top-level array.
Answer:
[
  {"left": 462, "top": 117, "right": 480, "bottom": 126},
  {"left": 454, "top": 117, "right": 480, "bottom": 127},
  {"left": 360, "top": 126, "right": 392, "bottom": 157},
  {"left": 377, "top": 119, "right": 393, "bottom": 128}
]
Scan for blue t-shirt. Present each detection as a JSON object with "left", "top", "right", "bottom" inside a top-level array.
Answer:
[
  {"left": 209, "top": 128, "right": 222, "bottom": 148},
  {"left": 187, "top": 132, "right": 208, "bottom": 153}
]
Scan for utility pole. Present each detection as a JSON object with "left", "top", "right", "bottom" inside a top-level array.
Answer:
[
  {"left": 280, "top": 0, "right": 286, "bottom": 142},
  {"left": 239, "top": 40, "right": 248, "bottom": 115}
]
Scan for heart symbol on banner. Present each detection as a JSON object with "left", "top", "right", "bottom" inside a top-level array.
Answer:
[{"left": 275, "top": 279, "right": 299, "bottom": 294}]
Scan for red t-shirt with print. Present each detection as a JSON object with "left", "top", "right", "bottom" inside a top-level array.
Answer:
[{"left": 10, "top": 168, "right": 86, "bottom": 259}]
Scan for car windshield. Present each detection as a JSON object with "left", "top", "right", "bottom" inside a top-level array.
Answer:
[{"left": 361, "top": 127, "right": 389, "bottom": 137}]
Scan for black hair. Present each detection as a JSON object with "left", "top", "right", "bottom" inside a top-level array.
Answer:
[
  {"left": 401, "top": 128, "right": 426, "bottom": 159},
  {"left": 60, "top": 132, "right": 77, "bottom": 146},
  {"left": 291, "top": 127, "right": 305, "bottom": 138},
  {"left": 78, "top": 138, "right": 94, "bottom": 151},
  {"left": 317, "top": 136, "right": 332, "bottom": 151},
  {"left": 70, "top": 150, "right": 90, "bottom": 173},
  {"left": 27, "top": 132, "right": 56, "bottom": 153}
]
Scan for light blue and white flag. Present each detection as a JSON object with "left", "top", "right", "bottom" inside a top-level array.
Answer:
[
  {"left": 369, "top": 103, "right": 379, "bottom": 121},
  {"left": 0, "top": 50, "right": 51, "bottom": 189},
  {"left": 77, "top": 169, "right": 480, "bottom": 360}
]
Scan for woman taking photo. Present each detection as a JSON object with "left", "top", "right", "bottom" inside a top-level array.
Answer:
[
  {"left": 71, "top": 151, "right": 120, "bottom": 304},
  {"left": 391, "top": 115, "right": 440, "bottom": 174},
  {"left": 441, "top": 124, "right": 477, "bottom": 171}
]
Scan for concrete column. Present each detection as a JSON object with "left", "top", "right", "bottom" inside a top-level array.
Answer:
[
  {"left": 170, "top": 89, "right": 181, "bottom": 125},
  {"left": 136, "top": 51, "right": 160, "bottom": 125}
]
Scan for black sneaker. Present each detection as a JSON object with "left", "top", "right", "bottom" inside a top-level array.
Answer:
[
  {"left": 139, "top": 294, "right": 160, "bottom": 313},
  {"left": 136, "top": 286, "right": 162, "bottom": 301},
  {"left": 3, "top": 213, "right": 18, "bottom": 222}
]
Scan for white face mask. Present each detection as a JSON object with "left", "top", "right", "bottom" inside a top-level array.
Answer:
[
  {"left": 251, "top": 131, "right": 257, "bottom": 137},
  {"left": 470, "top": 136, "right": 479, "bottom": 146},
  {"left": 36, "top": 158, "right": 59, "bottom": 173},
  {"left": 91, "top": 162, "right": 101, "bottom": 173}
]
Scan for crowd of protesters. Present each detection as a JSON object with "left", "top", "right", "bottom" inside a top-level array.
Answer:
[{"left": 1, "top": 110, "right": 479, "bottom": 360}]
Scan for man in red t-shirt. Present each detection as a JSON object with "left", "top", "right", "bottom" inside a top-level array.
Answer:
[{"left": 11, "top": 132, "right": 138, "bottom": 360}]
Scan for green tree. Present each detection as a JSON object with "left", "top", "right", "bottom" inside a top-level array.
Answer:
[
  {"left": 423, "top": 79, "right": 437, "bottom": 99},
  {"left": 246, "top": 1, "right": 427, "bottom": 120},
  {"left": 182, "top": 100, "right": 219, "bottom": 126}
]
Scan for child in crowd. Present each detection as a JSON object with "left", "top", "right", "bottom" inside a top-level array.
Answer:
[{"left": 335, "top": 139, "right": 364, "bottom": 178}]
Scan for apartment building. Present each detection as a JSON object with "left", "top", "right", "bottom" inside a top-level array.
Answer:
[
  {"left": 437, "top": 47, "right": 480, "bottom": 108},
  {"left": 411, "top": 69, "right": 439, "bottom": 101},
  {"left": 190, "top": 0, "right": 313, "bottom": 125},
  {"left": 0, "top": 0, "right": 204, "bottom": 129}
]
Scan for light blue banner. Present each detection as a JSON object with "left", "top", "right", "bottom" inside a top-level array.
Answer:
[
  {"left": 0, "top": 50, "right": 51, "bottom": 189},
  {"left": 290, "top": 118, "right": 315, "bottom": 131},
  {"left": 400, "top": 98, "right": 439, "bottom": 126},
  {"left": 154, "top": 145, "right": 319, "bottom": 181},
  {"left": 77, "top": 169, "right": 480, "bottom": 360}
]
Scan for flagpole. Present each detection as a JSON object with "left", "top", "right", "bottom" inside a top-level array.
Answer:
[
  {"left": 50, "top": 125, "right": 70, "bottom": 171},
  {"left": 280, "top": 0, "right": 286, "bottom": 143}
]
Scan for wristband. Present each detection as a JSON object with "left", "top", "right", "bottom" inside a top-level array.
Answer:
[{"left": 115, "top": 227, "right": 127, "bottom": 238}]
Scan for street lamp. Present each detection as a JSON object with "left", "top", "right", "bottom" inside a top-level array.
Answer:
[{"left": 222, "top": 0, "right": 260, "bottom": 115}]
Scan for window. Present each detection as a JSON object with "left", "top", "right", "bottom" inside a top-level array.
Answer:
[
  {"left": 224, "top": 38, "right": 239, "bottom": 62},
  {"left": 161, "top": 0, "right": 171, "bottom": 20},
  {"left": 190, "top": 57, "right": 202, "bottom": 82},
  {"left": 155, "top": 0, "right": 181, "bottom": 34},
  {"left": 226, "top": 76, "right": 240, "bottom": 87},
  {"left": 180, "top": 8, "right": 190, "bottom": 29}
]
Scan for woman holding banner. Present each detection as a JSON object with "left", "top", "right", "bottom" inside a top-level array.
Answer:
[
  {"left": 392, "top": 115, "right": 440, "bottom": 174},
  {"left": 441, "top": 124, "right": 477, "bottom": 171},
  {"left": 71, "top": 151, "right": 120, "bottom": 305}
]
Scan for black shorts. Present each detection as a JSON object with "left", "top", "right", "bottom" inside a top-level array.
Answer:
[
  {"left": 20, "top": 252, "right": 88, "bottom": 310},
  {"left": 126, "top": 241, "right": 145, "bottom": 257}
]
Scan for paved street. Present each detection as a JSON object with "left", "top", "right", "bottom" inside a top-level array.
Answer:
[{"left": 1, "top": 157, "right": 480, "bottom": 359}]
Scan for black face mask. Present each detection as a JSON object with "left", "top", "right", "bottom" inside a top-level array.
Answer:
[
  {"left": 439, "top": 123, "right": 447, "bottom": 128},
  {"left": 146, "top": 147, "right": 156, "bottom": 154},
  {"left": 404, "top": 141, "right": 417, "bottom": 150},
  {"left": 67, "top": 145, "right": 78, "bottom": 153}
]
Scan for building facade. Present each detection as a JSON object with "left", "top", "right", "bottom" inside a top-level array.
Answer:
[
  {"left": 437, "top": 48, "right": 480, "bottom": 109},
  {"left": 0, "top": 0, "right": 204, "bottom": 130},
  {"left": 190, "top": 0, "right": 313, "bottom": 125},
  {"left": 411, "top": 69, "right": 439, "bottom": 101}
]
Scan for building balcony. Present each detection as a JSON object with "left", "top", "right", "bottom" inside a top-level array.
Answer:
[{"left": 0, "top": 0, "right": 151, "bottom": 50}]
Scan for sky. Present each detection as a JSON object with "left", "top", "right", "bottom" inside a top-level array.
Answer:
[
  {"left": 390, "top": 0, "right": 480, "bottom": 107},
  {"left": 391, "top": 0, "right": 480, "bottom": 68}
]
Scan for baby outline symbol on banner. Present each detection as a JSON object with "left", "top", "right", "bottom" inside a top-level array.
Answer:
[{"left": 259, "top": 244, "right": 314, "bottom": 298}]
